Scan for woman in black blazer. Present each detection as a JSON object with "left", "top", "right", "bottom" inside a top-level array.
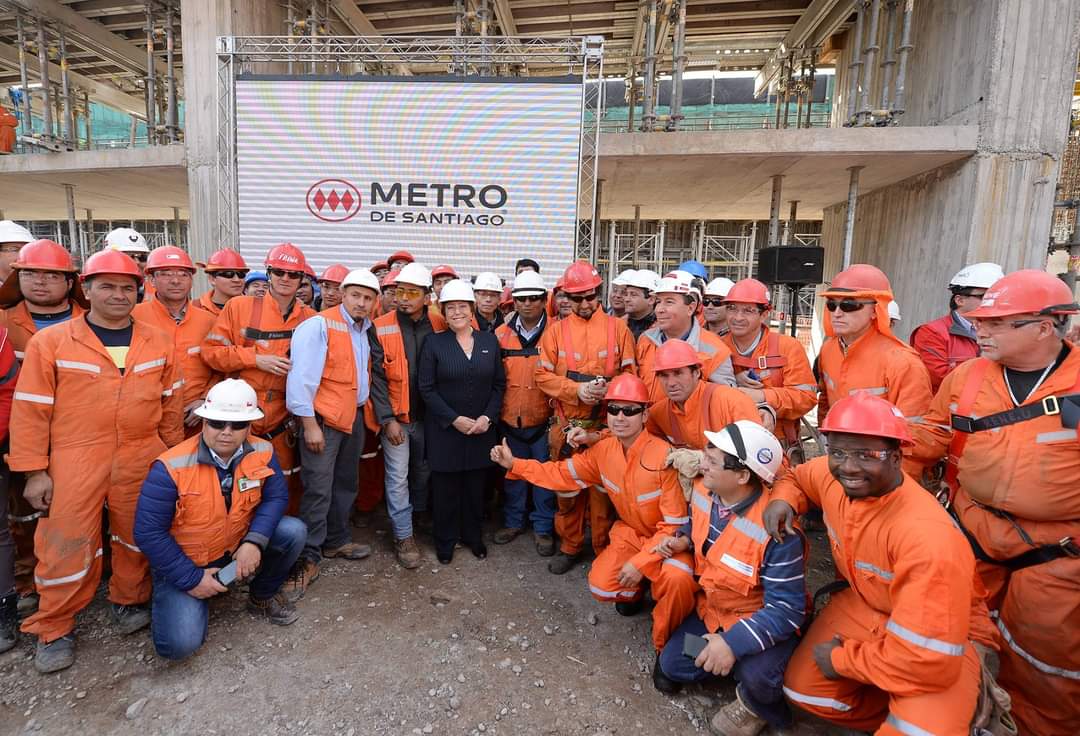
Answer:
[{"left": 418, "top": 279, "right": 506, "bottom": 563}]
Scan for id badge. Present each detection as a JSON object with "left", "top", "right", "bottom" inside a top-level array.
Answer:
[{"left": 237, "top": 476, "right": 261, "bottom": 493}]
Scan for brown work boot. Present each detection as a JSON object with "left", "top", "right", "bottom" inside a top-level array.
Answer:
[
  {"left": 708, "top": 688, "right": 767, "bottom": 736},
  {"left": 281, "top": 558, "right": 320, "bottom": 603},
  {"left": 322, "top": 542, "right": 372, "bottom": 560},
  {"left": 493, "top": 527, "right": 522, "bottom": 545},
  {"left": 247, "top": 593, "right": 300, "bottom": 626},
  {"left": 534, "top": 533, "right": 556, "bottom": 557},
  {"left": 395, "top": 536, "right": 423, "bottom": 569},
  {"left": 547, "top": 551, "right": 580, "bottom": 575}
]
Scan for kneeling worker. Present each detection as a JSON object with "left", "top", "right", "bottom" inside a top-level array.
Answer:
[
  {"left": 134, "top": 379, "right": 307, "bottom": 661},
  {"left": 654, "top": 421, "right": 806, "bottom": 734}
]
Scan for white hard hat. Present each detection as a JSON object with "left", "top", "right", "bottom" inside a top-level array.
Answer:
[
  {"left": 473, "top": 272, "right": 503, "bottom": 293},
  {"left": 705, "top": 277, "right": 735, "bottom": 298},
  {"left": 612, "top": 269, "right": 637, "bottom": 287},
  {"left": 105, "top": 227, "right": 149, "bottom": 254},
  {"left": 395, "top": 262, "right": 432, "bottom": 288},
  {"left": 887, "top": 300, "right": 902, "bottom": 322},
  {"left": 512, "top": 270, "right": 547, "bottom": 297},
  {"left": 949, "top": 262, "right": 1004, "bottom": 290},
  {"left": 0, "top": 220, "right": 34, "bottom": 244},
  {"left": 655, "top": 271, "right": 696, "bottom": 296},
  {"left": 194, "top": 379, "right": 264, "bottom": 422},
  {"left": 439, "top": 278, "right": 475, "bottom": 304},
  {"left": 626, "top": 269, "right": 661, "bottom": 293},
  {"left": 703, "top": 420, "right": 784, "bottom": 484},
  {"left": 340, "top": 268, "right": 381, "bottom": 294}
]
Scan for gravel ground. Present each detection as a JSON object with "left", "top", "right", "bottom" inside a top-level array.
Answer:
[{"left": 0, "top": 514, "right": 838, "bottom": 736}]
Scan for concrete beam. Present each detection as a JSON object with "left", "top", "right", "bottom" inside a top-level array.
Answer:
[
  {"left": 329, "top": 0, "right": 412, "bottom": 75},
  {"left": 0, "top": 143, "right": 185, "bottom": 174},
  {"left": 0, "top": 42, "right": 146, "bottom": 118},
  {"left": 8, "top": 0, "right": 169, "bottom": 78},
  {"left": 492, "top": 0, "right": 517, "bottom": 35}
]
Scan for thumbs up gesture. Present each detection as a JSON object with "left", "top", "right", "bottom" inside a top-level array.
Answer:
[{"left": 490, "top": 438, "right": 515, "bottom": 470}]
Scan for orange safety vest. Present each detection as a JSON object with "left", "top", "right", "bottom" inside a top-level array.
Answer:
[
  {"left": 161, "top": 435, "right": 276, "bottom": 566},
  {"left": 372, "top": 307, "right": 446, "bottom": 423},
  {"left": 496, "top": 319, "right": 553, "bottom": 430},
  {"left": 310, "top": 306, "right": 366, "bottom": 433},
  {"left": 637, "top": 321, "right": 734, "bottom": 403},
  {"left": 0, "top": 300, "right": 86, "bottom": 362}
]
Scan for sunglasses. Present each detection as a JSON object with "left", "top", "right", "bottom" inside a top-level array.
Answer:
[
  {"left": 513, "top": 295, "right": 545, "bottom": 303},
  {"left": 268, "top": 268, "right": 303, "bottom": 280},
  {"left": 701, "top": 298, "right": 725, "bottom": 307},
  {"left": 129, "top": 254, "right": 149, "bottom": 263},
  {"left": 825, "top": 299, "right": 873, "bottom": 313},
  {"left": 567, "top": 292, "right": 599, "bottom": 304},
  {"left": 212, "top": 270, "right": 247, "bottom": 280},
  {"left": 396, "top": 286, "right": 425, "bottom": 299},
  {"left": 205, "top": 419, "right": 251, "bottom": 431},
  {"left": 607, "top": 404, "right": 645, "bottom": 417}
]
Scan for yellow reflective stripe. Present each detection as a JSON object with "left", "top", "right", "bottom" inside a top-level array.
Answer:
[
  {"left": 885, "top": 619, "right": 964, "bottom": 656},
  {"left": 996, "top": 618, "right": 1080, "bottom": 679},
  {"left": 14, "top": 391, "right": 54, "bottom": 405},
  {"left": 36, "top": 548, "right": 103, "bottom": 587},
  {"left": 132, "top": 357, "right": 167, "bottom": 373},
  {"left": 781, "top": 686, "right": 852, "bottom": 712},
  {"left": 56, "top": 359, "right": 101, "bottom": 374},
  {"left": 376, "top": 325, "right": 400, "bottom": 336},
  {"left": 662, "top": 558, "right": 693, "bottom": 576},
  {"left": 326, "top": 319, "right": 349, "bottom": 332}
]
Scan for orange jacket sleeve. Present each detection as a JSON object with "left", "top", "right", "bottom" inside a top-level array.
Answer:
[
  {"left": 508, "top": 445, "right": 602, "bottom": 491},
  {"left": 910, "top": 324, "right": 953, "bottom": 389},
  {"left": 885, "top": 351, "right": 933, "bottom": 420},
  {"left": 534, "top": 322, "right": 581, "bottom": 407},
  {"left": 770, "top": 457, "right": 825, "bottom": 515},
  {"left": 717, "top": 386, "right": 764, "bottom": 425},
  {"left": 615, "top": 322, "right": 638, "bottom": 375},
  {"left": 630, "top": 469, "right": 690, "bottom": 572},
  {"left": 159, "top": 350, "right": 185, "bottom": 448},
  {"left": 907, "top": 367, "right": 960, "bottom": 466},
  {"left": 201, "top": 300, "right": 258, "bottom": 373},
  {"left": 7, "top": 333, "right": 56, "bottom": 472},
  {"left": 762, "top": 342, "right": 818, "bottom": 421}
]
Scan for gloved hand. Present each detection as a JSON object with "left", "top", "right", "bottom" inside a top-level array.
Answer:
[{"left": 665, "top": 448, "right": 704, "bottom": 502}]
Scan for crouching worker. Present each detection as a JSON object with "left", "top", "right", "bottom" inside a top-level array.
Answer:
[
  {"left": 491, "top": 374, "right": 697, "bottom": 689},
  {"left": 134, "top": 379, "right": 307, "bottom": 660},
  {"left": 654, "top": 421, "right": 807, "bottom": 734}
]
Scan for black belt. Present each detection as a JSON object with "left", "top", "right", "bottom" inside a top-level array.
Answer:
[
  {"left": 951, "top": 393, "right": 1078, "bottom": 433},
  {"left": 567, "top": 370, "right": 607, "bottom": 383},
  {"left": 242, "top": 327, "right": 294, "bottom": 341},
  {"left": 501, "top": 347, "right": 539, "bottom": 358},
  {"left": 259, "top": 421, "right": 292, "bottom": 441},
  {"left": 950, "top": 506, "right": 1079, "bottom": 572}
]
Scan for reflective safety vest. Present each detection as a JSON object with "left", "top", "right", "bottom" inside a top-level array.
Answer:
[
  {"left": 495, "top": 318, "right": 552, "bottom": 430},
  {"left": 311, "top": 306, "right": 365, "bottom": 433},
  {"left": 372, "top": 307, "right": 446, "bottom": 423},
  {"left": 162, "top": 435, "right": 276, "bottom": 566},
  {"left": 637, "top": 320, "right": 734, "bottom": 403}
]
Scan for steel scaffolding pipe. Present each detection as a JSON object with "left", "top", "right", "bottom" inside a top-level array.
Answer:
[
  {"left": 666, "top": 0, "right": 687, "bottom": 131},
  {"left": 36, "top": 20, "right": 53, "bottom": 141},
  {"left": 892, "top": 0, "right": 914, "bottom": 116},
  {"left": 83, "top": 90, "right": 92, "bottom": 149},
  {"left": 845, "top": 0, "right": 865, "bottom": 125},
  {"left": 58, "top": 25, "right": 75, "bottom": 147},
  {"left": 857, "top": 0, "right": 882, "bottom": 125},
  {"left": 64, "top": 184, "right": 79, "bottom": 262},
  {"left": 879, "top": 0, "right": 898, "bottom": 114},
  {"left": 640, "top": 0, "right": 658, "bottom": 132},
  {"left": 768, "top": 175, "right": 784, "bottom": 248},
  {"left": 16, "top": 14, "right": 33, "bottom": 139},
  {"left": 165, "top": 0, "right": 179, "bottom": 141},
  {"left": 784, "top": 200, "right": 799, "bottom": 245},
  {"left": 842, "top": 166, "right": 863, "bottom": 268},
  {"left": 144, "top": 1, "right": 157, "bottom": 144}
]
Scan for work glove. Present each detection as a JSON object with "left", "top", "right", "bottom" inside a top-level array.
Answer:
[{"left": 665, "top": 448, "right": 704, "bottom": 502}]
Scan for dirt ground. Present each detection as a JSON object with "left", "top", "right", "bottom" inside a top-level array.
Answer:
[{"left": 0, "top": 514, "right": 839, "bottom": 736}]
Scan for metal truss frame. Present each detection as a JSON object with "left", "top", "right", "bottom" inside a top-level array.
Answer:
[
  {"left": 215, "top": 35, "right": 604, "bottom": 253},
  {"left": 693, "top": 221, "right": 758, "bottom": 280}
]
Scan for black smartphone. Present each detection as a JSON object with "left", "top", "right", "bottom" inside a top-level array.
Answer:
[
  {"left": 682, "top": 633, "right": 708, "bottom": 659},
  {"left": 213, "top": 560, "right": 239, "bottom": 586}
]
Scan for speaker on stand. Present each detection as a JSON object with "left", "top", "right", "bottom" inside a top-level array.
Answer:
[{"left": 757, "top": 246, "right": 825, "bottom": 338}]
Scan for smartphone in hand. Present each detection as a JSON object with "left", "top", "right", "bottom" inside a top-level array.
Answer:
[
  {"left": 213, "top": 560, "right": 239, "bottom": 587},
  {"left": 682, "top": 633, "right": 708, "bottom": 659}
]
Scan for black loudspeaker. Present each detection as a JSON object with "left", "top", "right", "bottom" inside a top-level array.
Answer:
[{"left": 756, "top": 246, "right": 825, "bottom": 285}]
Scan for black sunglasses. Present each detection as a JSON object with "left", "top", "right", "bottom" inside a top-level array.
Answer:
[
  {"left": 213, "top": 270, "right": 247, "bottom": 280},
  {"left": 607, "top": 404, "right": 645, "bottom": 417},
  {"left": 702, "top": 298, "right": 725, "bottom": 307},
  {"left": 129, "top": 253, "right": 149, "bottom": 263},
  {"left": 205, "top": 419, "right": 251, "bottom": 431},
  {"left": 825, "top": 299, "right": 873, "bottom": 313},
  {"left": 268, "top": 268, "right": 303, "bottom": 280},
  {"left": 514, "top": 295, "right": 545, "bottom": 303},
  {"left": 567, "top": 292, "right": 599, "bottom": 303}
]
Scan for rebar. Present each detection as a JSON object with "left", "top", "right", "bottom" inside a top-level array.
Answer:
[
  {"left": 16, "top": 14, "right": 32, "bottom": 139},
  {"left": 667, "top": 0, "right": 687, "bottom": 130},
  {"left": 58, "top": 25, "right": 75, "bottom": 147},
  {"left": 641, "top": 0, "right": 658, "bottom": 131},
  {"left": 36, "top": 20, "right": 53, "bottom": 141},
  {"left": 144, "top": 1, "right": 157, "bottom": 144},
  {"left": 857, "top": 0, "right": 882, "bottom": 125},
  {"left": 879, "top": 0, "right": 898, "bottom": 113},
  {"left": 892, "top": 0, "right": 914, "bottom": 116},
  {"left": 845, "top": 0, "right": 865, "bottom": 125}
]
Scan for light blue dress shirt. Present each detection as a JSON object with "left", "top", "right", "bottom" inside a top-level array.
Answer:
[{"left": 286, "top": 305, "right": 372, "bottom": 417}]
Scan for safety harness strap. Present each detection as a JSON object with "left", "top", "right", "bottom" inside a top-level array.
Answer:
[{"left": 950, "top": 506, "right": 1079, "bottom": 571}]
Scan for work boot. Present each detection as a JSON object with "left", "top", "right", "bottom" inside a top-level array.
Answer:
[
  {"left": 111, "top": 603, "right": 151, "bottom": 635},
  {"left": 322, "top": 542, "right": 372, "bottom": 560},
  {"left": 247, "top": 593, "right": 300, "bottom": 626},
  {"left": 0, "top": 592, "right": 18, "bottom": 653},
  {"left": 34, "top": 634, "right": 75, "bottom": 674},
  {"left": 17, "top": 592, "right": 39, "bottom": 619},
  {"left": 709, "top": 688, "right": 767, "bottom": 736},
  {"left": 493, "top": 527, "right": 522, "bottom": 545},
  {"left": 652, "top": 653, "right": 682, "bottom": 695},
  {"left": 547, "top": 552, "right": 580, "bottom": 575},
  {"left": 282, "top": 558, "right": 320, "bottom": 603},
  {"left": 534, "top": 533, "right": 556, "bottom": 557},
  {"left": 615, "top": 599, "right": 644, "bottom": 617},
  {"left": 395, "top": 537, "right": 423, "bottom": 570}
]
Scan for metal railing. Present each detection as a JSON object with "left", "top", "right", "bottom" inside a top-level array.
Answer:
[{"left": 597, "top": 109, "right": 832, "bottom": 133}]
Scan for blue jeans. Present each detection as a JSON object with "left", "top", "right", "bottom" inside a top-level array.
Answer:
[
  {"left": 658, "top": 612, "right": 798, "bottom": 728},
  {"left": 150, "top": 516, "right": 306, "bottom": 661},
  {"left": 501, "top": 429, "right": 556, "bottom": 534},
  {"left": 381, "top": 420, "right": 429, "bottom": 540}
]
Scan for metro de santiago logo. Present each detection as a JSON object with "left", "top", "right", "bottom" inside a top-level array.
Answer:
[{"left": 306, "top": 179, "right": 362, "bottom": 222}]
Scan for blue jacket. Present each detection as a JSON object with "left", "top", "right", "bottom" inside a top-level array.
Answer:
[{"left": 134, "top": 439, "right": 289, "bottom": 592}]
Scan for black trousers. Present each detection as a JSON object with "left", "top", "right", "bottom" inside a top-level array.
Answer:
[{"left": 431, "top": 469, "right": 486, "bottom": 557}]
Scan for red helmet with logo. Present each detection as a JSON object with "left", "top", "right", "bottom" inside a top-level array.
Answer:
[
  {"left": 12, "top": 240, "right": 77, "bottom": 272},
  {"left": 388, "top": 250, "right": 414, "bottom": 265},
  {"left": 820, "top": 392, "right": 912, "bottom": 445},
  {"left": 146, "top": 246, "right": 195, "bottom": 272},
  {"left": 371, "top": 260, "right": 389, "bottom": 273},
  {"left": 724, "top": 278, "right": 771, "bottom": 306},
  {"left": 965, "top": 270, "right": 1079, "bottom": 319},
  {"left": 561, "top": 261, "right": 602, "bottom": 294},
  {"left": 431, "top": 264, "right": 458, "bottom": 279},
  {"left": 80, "top": 249, "right": 143, "bottom": 284},
  {"left": 319, "top": 264, "right": 349, "bottom": 284},
  {"left": 653, "top": 338, "right": 703, "bottom": 372},
  {"left": 822, "top": 264, "right": 892, "bottom": 296},
  {"left": 199, "top": 249, "right": 248, "bottom": 272},
  {"left": 604, "top": 374, "right": 651, "bottom": 404},
  {"left": 265, "top": 243, "right": 307, "bottom": 272}
]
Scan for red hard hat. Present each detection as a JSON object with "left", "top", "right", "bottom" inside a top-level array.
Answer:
[
  {"left": 554, "top": 276, "right": 566, "bottom": 293},
  {"left": 80, "top": 249, "right": 143, "bottom": 284},
  {"left": 12, "top": 240, "right": 76, "bottom": 272},
  {"left": 724, "top": 278, "right": 771, "bottom": 306},
  {"left": 500, "top": 286, "right": 513, "bottom": 307},
  {"left": 371, "top": 260, "right": 389, "bottom": 272},
  {"left": 822, "top": 264, "right": 892, "bottom": 296},
  {"left": 431, "top": 264, "right": 458, "bottom": 279},
  {"left": 604, "top": 374, "right": 650, "bottom": 404},
  {"left": 318, "top": 263, "right": 349, "bottom": 284},
  {"left": 265, "top": 243, "right": 307, "bottom": 272},
  {"left": 199, "top": 248, "right": 248, "bottom": 272},
  {"left": 965, "top": 269, "right": 1079, "bottom": 319},
  {"left": 388, "top": 250, "right": 414, "bottom": 265},
  {"left": 146, "top": 246, "right": 195, "bottom": 272},
  {"left": 820, "top": 392, "right": 912, "bottom": 445},
  {"left": 561, "top": 261, "right": 602, "bottom": 294},
  {"left": 380, "top": 270, "right": 398, "bottom": 288},
  {"left": 303, "top": 262, "right": 315, "bottom": 278},
  {"left": 653, "top": 338, "right": 703, "bottom": 372}
]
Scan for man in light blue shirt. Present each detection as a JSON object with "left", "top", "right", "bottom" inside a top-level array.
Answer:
[{"left": 284, "top": 269, "right": 391, "bottom": 601}]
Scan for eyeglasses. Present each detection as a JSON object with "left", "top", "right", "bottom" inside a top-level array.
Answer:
[
  {"left": 212, "top": 270, "right": 247, "bottom": 280},
  {"left": 702, "top": 298, "right": 725, "bottom": 307},
  {"left": 129, "top": 253, "right": 149, "bottom": 263},
  {"left": 513, "top": 295, "right": 545, "bottom": 303},
  {"left": 205, "top": 419, "right": 251, "bottom": 431},
  {"left": 396, "top": 286, "right": 425, "bottom": 300},
  {"left": 19, "top": 270, "right": 68, "bottom": 283},
  {"left": 567, "top": 292, "right": 599, "bottom": 304},
  {"left": 268, "top": 267, "right": 303, "bottom": 280},
  {"left": 607, "top": 404, "right": 645, "bottom": 417},
  {"left": 825, "top": 299, "right": 874, "bottom": 313},
  {"left": 827, "top": 448, "right": 892, "bottom": 464},
  {"left": 971, "top": 317, "right": 1050, "bottom": 333},
  {"left": 1, "top": 244, "right": 22, "bottom": 254}
]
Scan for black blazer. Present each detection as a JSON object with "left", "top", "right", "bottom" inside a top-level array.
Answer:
[{"left": 418, "top": 329, "right": 506, "bottom": 473}]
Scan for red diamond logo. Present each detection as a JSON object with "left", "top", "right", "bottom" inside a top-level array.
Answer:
[
  {"left": 340, "top": 190, "right": 354, "bottom": 211},
  {"left": 313, "top": 189, "right": 326, "bottom": 211},
  {"left": 306, "top": 179, "right": 362, "bottom": 222},
  {"left": 327, "top": 190, "right": 341, "bottom": 211}
]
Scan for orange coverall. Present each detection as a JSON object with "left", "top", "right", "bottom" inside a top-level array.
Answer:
[
  {"left": 775, "top": 457, "right": 993, "bottom": 735},
  {"left": 647, "top": 380, "right": 761, "bottom": 449},
  {"left": 0, "top": 108, "right": 16, "bottom": 154},
  {"left": 9, "top": 317, "right": 184, "bottom": 642},
  {"left": 193, "top": 290, "right": 224, "bottom": 316},
  {"left": 908, "top": 347, "right": 1080, "bottom": 736},
  {"left": 202, "top": 295, "right": 316, "bottom": 513},
  {"left": 637, "top": 321, "right": 735, "bottom": 403},
  {"left": 508, "top": 431, "right": 696, "bottom": 651},
  {"left": 535, "top": 308, "right": 637, "bottom": 556}
]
